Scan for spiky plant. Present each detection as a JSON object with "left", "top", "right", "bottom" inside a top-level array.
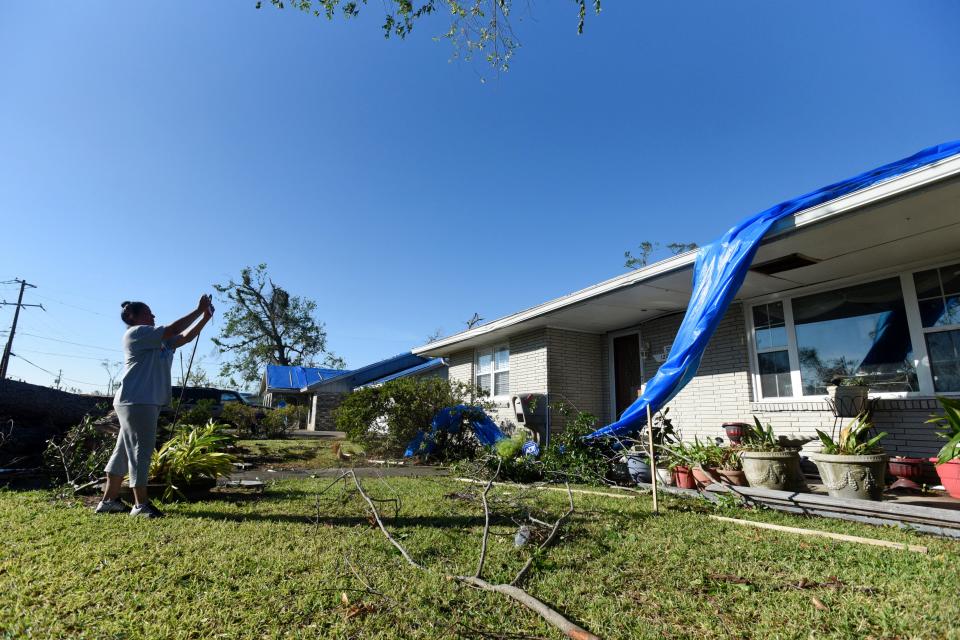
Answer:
[
  {"left": 150, "top": 420, "right": 237, "bottom": 500},
  {"left": 815, "top": 413, "right": 887, "bottom": 455},
  {"left": 927, "top": 397, "right": 960, "bottom": 465}
]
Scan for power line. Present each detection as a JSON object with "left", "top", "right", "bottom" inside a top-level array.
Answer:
[
  {"left": 14, "top": 348, "right": 120, "bottom": 362},
  {"left": 10, "top": 353, "right": 108, "bottom": 388},
  {"left": 31, "top": 293, "right": 110, "bottom": 317},
  {"left": 14, "top": 331, "right": 122, "bottom": 353}
]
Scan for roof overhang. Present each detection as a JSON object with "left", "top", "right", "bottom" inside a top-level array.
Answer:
[{"left": 414, "top": 152, "right": 960, "bottom": 357}]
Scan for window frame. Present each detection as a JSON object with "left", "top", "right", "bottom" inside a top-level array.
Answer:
[
  {"left": 475, "top": 344, "right": 510, "bottom": 398},
  {"left": 745, "top": 257, "right": 960, "bottom": 402}
]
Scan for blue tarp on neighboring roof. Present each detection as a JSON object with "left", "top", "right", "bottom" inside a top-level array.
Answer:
[
  {"left": 362, "top": 358, "right": 446, "bottom": 387},
  {"left": 589, "top": 140, "right": 960, "bottom": 440},
  {"left": 265, "top": 365, "right": 350, "bottom": 391},
  {"left": 306, "top": 352, "right": 431, "bottom": 390}
]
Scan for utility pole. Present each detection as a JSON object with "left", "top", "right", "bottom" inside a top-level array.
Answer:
[{"left": 0, "top": 279, "right": 43, "bottom": 381}]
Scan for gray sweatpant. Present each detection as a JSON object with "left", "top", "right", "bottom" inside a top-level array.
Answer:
[{"left": 105, "top": 404, "right": 161, "bottom": 487}]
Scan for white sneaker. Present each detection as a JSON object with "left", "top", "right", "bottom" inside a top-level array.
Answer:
[
  {"left": 94, "top": 498, "right": 130, "bottom": 514},
  {"left": 129, "top": 502, "right": 165, "bottom": 519}
]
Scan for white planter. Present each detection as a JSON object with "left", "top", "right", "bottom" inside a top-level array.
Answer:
[
  {"left": 655, "top": 466, "right": 673, "bottom": 486},
  {"left": 826, "top": 385, "right": 869, "bottom": 417}
]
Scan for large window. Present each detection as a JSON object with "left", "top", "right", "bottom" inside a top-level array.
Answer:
[
  {"left": 476, "top": 345, "right": 510, "bottom": 396},
  {"left": 914, "top": 263, "right": 960, "bottom": 392},
  {"left": 793, "top": 278, "right": 916, "bottom": 395},
  {"left": 748, "top": 264, "right": 960, "bottom": 399}
]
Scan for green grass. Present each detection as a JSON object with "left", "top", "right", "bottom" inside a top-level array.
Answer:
[
  {"left": 2, "top": 478, "right": 959, "bottom": 639},
  {"left": 234, "top": 439, "right": 365, "bottom": 470}
]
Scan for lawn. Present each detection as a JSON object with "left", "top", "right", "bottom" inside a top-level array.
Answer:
[
  {"left": 2, "top": 477, "right": 958, "bottom": 639},
  {"left": 233, "top": 439, "right": 366, "bottom": 470}
]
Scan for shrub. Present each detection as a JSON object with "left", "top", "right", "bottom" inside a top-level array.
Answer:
[
  {"left": 43, "top": 415, "right": 114, "bottom": 489},
  {"left": 220, "top": 402, "right": 260, "bottom": 437},
  {"left": 150, "top": 421, "right": 237, "bottom": 500},
  {"left": 540, "top": 409, "right": 613, "bottom": 484},
  {"left": 260, "top": 405, "right": 308, "bottom": 438},
  {"left": 335, "top": 377, "right": 490, "bottom": 458}
]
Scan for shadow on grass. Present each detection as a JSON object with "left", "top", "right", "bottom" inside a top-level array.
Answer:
[{"left": 176, "top": 510, "right": 490, "bottom": 528}]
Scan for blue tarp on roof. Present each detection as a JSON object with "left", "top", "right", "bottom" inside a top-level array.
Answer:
[
  {"left": 265, "top": 365, "right": 350, "bottom": 391},
  {"left": 589, "top": 140, "right": 960, "bottom": 440},
  {"left": 362, "top": 358, "right": 446, "bottom": 387}
]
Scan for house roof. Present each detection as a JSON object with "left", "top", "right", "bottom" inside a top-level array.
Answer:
[
  {"left": 302, "top": 352, "right": 431, "bottom": 392},
  {"left": 359, "top": 358, "right": 447, "bottom": 388},
  {"left": 264, "top": 365, "right": 350, "bottom": 391},
  {"left": 414, "top": 150, "right": 960, "bottom": 356}
]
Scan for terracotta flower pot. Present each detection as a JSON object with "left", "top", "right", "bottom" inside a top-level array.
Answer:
[
  {"left": 715, "top": 468, "right": 748, "bottom": 486},
  {"left": 672, "top": 465, "right": 697, "bottom": 490},
  {"left": 931, "top": 458, "right": 960, "bottom": 499},
  {"left": 887, "top": 457, "right": 937, "bottom": 490},
  {"left": 809, "top": 452, "right": 887, "bottom": 501},
  {"left": 691, "top": 466, "right": 715, "bottom": 488},
  {"left": 740, "top": 450, "right": 805, "bottom": 492}
]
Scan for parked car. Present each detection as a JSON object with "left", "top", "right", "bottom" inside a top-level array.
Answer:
[{"left": 166, "top": 386, "right": 252, "bottom": 420}]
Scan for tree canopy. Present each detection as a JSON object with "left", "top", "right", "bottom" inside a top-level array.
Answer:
[
  {"left": 212, "top": 264, "right": 345, "bottom": 385},
  {"left": 259, "top": 0, "right": 602, "bottom": 71}
]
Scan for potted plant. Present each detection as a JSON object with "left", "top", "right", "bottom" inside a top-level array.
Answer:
[
  {"left": 826, "top": 376, "right": 870, "bottom": 417},
  {"left": 809, "top": 414, "right": 888, "bottom": 501},
  {"left": 927, "top": 397, "right": 960, "bottom": 499},
  {"left": 644, "top": 408, "right": 680, "bottom": 486},
  {"left": 739, "top": 418, "right": 806, "bottom": 491},
  {"left": 713, "top": 447, "right": 747, "bottom": 486},
  {"left": 663, "top": 441, "right": 697, "bottom": 490},
  {"left": 722, "top": 422, "right": 750, "bottom": 446},
  {"left": 149, "top": 421, "right": 238, "bottom": 501}
]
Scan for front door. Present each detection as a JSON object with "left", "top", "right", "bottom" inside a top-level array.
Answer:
[{"left": 613, "top": 333, "right": 642, "bottom": 418}]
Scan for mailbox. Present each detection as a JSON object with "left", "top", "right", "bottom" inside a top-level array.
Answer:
[{"left": 512, "top": 393, "right": 548, "bottom": 442}]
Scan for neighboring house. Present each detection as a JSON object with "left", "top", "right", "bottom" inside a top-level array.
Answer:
[
  {"left": 260, "top": 365, "right": 349, "bottom": 409},
  {"left": 413, "top": 151, "right": 960, "bottom": 457},
  {"left": 299, "top": 353, "right": 447, "bottom": 431}
]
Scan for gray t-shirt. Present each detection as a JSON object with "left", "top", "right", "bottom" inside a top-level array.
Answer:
[{"left": 114, "top": 325, "right": 177, "bottom": 407}]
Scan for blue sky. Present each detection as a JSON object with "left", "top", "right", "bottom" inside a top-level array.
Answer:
[{"left": 2, "top": 1, "right": 959, "bottom": 393}]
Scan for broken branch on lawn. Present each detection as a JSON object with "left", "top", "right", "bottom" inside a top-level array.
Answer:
[{"left": 345, "top": 469, "right": 600, "bottom": 640}]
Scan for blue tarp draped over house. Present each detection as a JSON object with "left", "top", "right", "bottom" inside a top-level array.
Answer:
[
  {"left": 404, "top": 405, "right": 507, "bottom": 457},
  {"left": 588, "top": 140, "right": 960, "bottom": 440}
]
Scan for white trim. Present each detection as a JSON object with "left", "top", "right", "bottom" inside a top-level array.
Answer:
[{"left": 475, "top": 343, "right": 510, "bottom": 401}]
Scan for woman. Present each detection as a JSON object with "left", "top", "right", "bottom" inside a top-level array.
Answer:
[{"left": 95, "top": 295, "right": 215, "bottom": 518}]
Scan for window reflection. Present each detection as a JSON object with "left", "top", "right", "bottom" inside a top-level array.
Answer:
[
  {"left": 915, "top": 263, "right": 960, "bottom": 392},
  {"left": 793, "top": 277, "right": 917, "bottom": 395}
]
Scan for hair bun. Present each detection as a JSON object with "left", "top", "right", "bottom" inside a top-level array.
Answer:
[{"left": 121, "top": 301, "right": 131, "bottom": 308}]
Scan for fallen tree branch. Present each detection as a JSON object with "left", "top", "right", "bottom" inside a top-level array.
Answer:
[
  {"left": 348, "top": 470, "right": 599, "bottom": 640},
  {"left": 512, "top": 482, "right": 574, "bottom": 587},
  {"left": 476, "top": 458, "right": 502, "bottom": 578}
]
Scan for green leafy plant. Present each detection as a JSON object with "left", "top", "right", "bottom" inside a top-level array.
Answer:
[
  {"left": 150, "top": 421, "right": 237, "bottom": 501},
  {"left": 43, "top": 415, "right": 114, "bottom": 489},
  {"left": 815, "top": 414, "right": 886, "bottom": 455},
  {"left": 220, "top": 402, "right": 261, "bottom": 438},
  {"left": 927, "top": 397, "right": 960, "bottom": 465},
  {"left": 335, "top": 377, "right": 490, "bottom": 458},
  {"left": 540, "top": 409, "right": 612, "bottom": 484},
  {"left": 260, "top": 405, "right": 308, "bottom": 438},
  {"left": 740, "top": 418, "right": 785, "bottom": 452}
]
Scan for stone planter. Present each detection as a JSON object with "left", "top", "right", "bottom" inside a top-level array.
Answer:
[
  {"left": 809, "top": 452, "right": 888, "bottom": 501},
  {"left": 826, "top": 385, "right": 869, "bottom": 417},
  {"left": 740, "top": 450, "right": 805, "bottom": 491}
]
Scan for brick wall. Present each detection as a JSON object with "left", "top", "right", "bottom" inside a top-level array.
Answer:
[
  {"left": 310, "top": 392, "right": 348, "bottom": 431},
  {"left": 546, "top": 328, "right": 606, "bottom": 433}
]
